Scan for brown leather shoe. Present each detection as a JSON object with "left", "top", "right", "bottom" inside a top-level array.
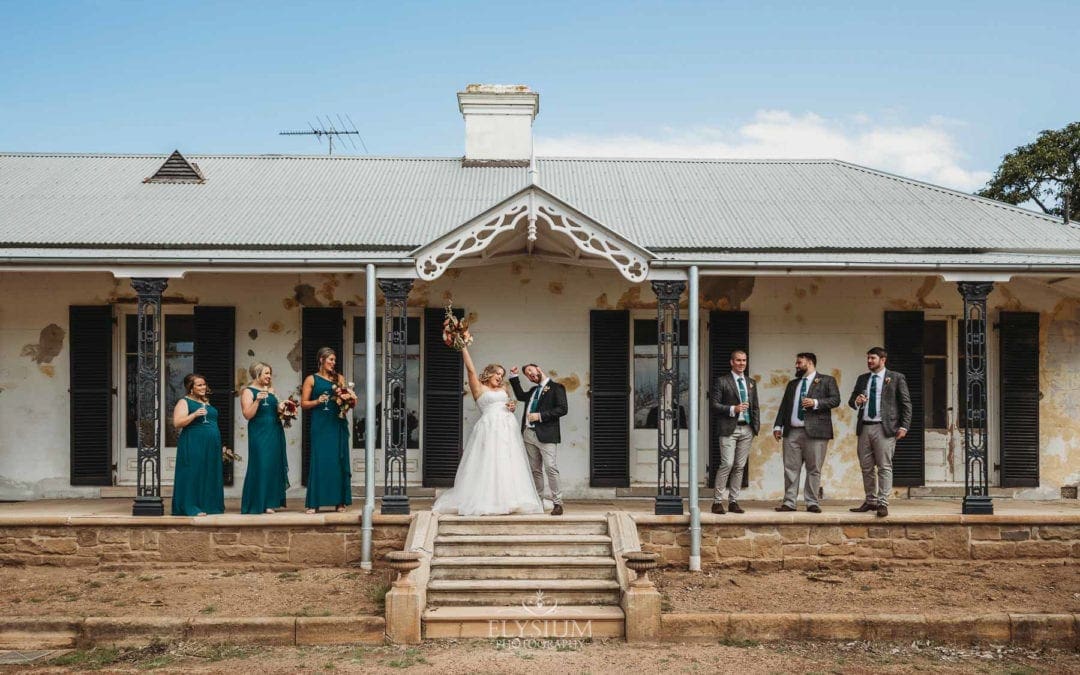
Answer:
[
  {"left": 876, "top": 505, "right": 888, "bottom": 518},
  {"left": 849, "top": 501, "right": 876, "bottom": 513},
  {"left": 711, "top": 502, "right": 726, "bottom": 515},
  {"left": 551, "top": 504, "right": 564, "bottom": 516},
  {"left": 806, "top": 504, "right": 822, "bottom": 513},
  {"left": 728, "top": 501, "right": 745, "bottom": 514}
]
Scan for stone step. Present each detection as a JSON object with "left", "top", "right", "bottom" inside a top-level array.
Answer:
[
  {"left": 433, "top": 534, "right": 612, "bottom": 558},
  {"left": 438, "top": 520, "right": 609, "bottom": 536},
  {"left": 423, "top": 605, "right": 625, "bottom": 639},
  {"left": 430, "top": 556, "right": 617, "bottom": 580},
  {"left": 427, "top": 579, "right": 622, "bottom": 607}
]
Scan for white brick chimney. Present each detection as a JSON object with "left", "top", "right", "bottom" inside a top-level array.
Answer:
[{"left": 457, "top": 84, "right": 539, "bottom": 166}]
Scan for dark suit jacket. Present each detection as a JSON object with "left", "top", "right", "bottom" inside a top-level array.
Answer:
[
  {"left": 711, "top": 373, "right": 760, "bottom": 436},
  {"left": 510, "top": 376, "right": 568, "bottom": 444},
  {"left": 847, "top": 369, "right": 913, "bottom": 437},
  {"left": 772, "top": 372, "right": 841, "bottom": 440}
]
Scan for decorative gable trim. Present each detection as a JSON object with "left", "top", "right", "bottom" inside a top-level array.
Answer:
[
  {"left": 143, "top": 150, "right": 205, "bottom": 184},
  {"left": 412, "top": 185, "right": 653, "bottom": 283}
]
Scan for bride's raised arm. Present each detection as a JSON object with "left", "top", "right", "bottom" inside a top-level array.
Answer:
[{"left": 461, "top": 346, "right": 483, "bottom": 401}]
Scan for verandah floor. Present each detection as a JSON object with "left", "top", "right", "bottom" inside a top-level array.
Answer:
[{"left": 1, "top": 496, "right": 1078, "bottom": 524}]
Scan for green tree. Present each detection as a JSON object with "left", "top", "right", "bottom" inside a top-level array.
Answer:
[{"left": 978, "top": 122, "right": 1080, "bottom": 221}]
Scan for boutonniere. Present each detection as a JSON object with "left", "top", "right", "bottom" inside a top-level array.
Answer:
[
  {"left": 747, "top": 380, "right": 754, "bottom": 389},
  {"left": 885, "top": 377, "right": 892, "bottom": 385},
  {"left": 542, "top": 386, "right": 550, "bottom": 395}
]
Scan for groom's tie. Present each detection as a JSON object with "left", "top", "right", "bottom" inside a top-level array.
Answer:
[{"left": 528, "top": 387, "right": 541, "bottom": 427}]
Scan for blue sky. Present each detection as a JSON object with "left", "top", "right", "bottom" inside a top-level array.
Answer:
[{"left": 1, "top": 1, "right": 1076, "bottom": 191}]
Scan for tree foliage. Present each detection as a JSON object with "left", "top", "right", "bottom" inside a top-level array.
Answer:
[{"left": 978, "top": 122, "right": 1080, "bottom": 221}]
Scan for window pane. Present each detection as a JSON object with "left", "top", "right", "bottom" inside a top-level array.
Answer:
[
  {"left": 164, "top": 316, "right": 195, "bottom": 448},
  {"left": 923, "top": 359, "right": 947, "bottom": 429},
  {"left": 124, "top": 316, "right": 138, "bottom": 447},
  {"left": 352, "top": 316, "right": 421, "bottom": 449},
  {"left": 633, "top": 319, "right": 689, "bottom": 429},
  {"left": 924, "top": 320, "right": 947, "bottom": 357}
]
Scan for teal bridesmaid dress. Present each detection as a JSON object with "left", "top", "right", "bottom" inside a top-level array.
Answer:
[
  {"left": 241, "top": 387, "right": 290, "bottom": 514},
  {"left": 305, "top": 375, "right": 352, "bottom": 510},
  {"left": 171, "top": 398, "right": 226, "bottom": 516}
]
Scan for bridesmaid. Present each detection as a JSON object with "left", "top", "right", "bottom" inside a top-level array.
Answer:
[
  {"left": 240, "top": 362, "right": 289, "bottom": 514},
  {"left": 171, "top": 373, "right": 225, "bottom": 516},
  {"left": 301, "top": 347, "right": 352, "bottom": 514}
]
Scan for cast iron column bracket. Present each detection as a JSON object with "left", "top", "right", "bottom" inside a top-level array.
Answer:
[
  {"left": 379, "top": 279, "right": 413, "bottom": 515},
  {"left": 131, "top": 278, "right": 168, "bottom": 516},
  {"left": 652, "top": 280, "right": 686, "bottom": 515},
  {"left": 958, "top": 281, "right": 994, "bottom": 515}
]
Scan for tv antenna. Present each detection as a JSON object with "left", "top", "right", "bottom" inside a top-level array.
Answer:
[{"left": 278, "top": 115, "right": 368, "bottom": 156}]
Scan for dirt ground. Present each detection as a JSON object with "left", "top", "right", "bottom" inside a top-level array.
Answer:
[
  {"left": 3, "top": 561, "right": 1079, "bottom": 618},
  {"left": 0, "top": 566, "right": 391, "bottom": 617},
  {"left": 655, "top": 561, "right": 1080, "bottom": 615},
  {"left": 5, "top": 639, "right": 1079, "bottom": 674}
]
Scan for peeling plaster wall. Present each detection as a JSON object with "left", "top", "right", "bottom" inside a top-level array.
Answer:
[{"left": 2, "top": 268, "right": 1078, "bottom": 501}]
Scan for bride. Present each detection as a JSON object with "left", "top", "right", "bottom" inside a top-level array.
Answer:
[{"left": 431, "top": 345, "right": 544, "bottom": 516}]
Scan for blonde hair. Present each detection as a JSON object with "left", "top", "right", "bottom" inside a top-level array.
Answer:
[
  {"left": 249, "top": 361, "right": 272, "bottom": 380},
  {"left": 480, "top": 363, "right": 508, "bottom": 392}
]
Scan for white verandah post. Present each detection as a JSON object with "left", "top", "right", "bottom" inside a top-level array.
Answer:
[
  {"left": 360, "top": 264, "right": 377, "bottom": 569},
  {"left": 688, "top": 266, "right": 701, "bottom": 571}
]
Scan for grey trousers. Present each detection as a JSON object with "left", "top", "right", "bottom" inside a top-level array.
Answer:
[
  {"left": 857, "top": 424, "right": 896, "bottom": 506},
  {"left": 713, "top": 425, "right": 753, "bottom": 503},
  {"left": 782, "top": 427, "right": 828, "bottom": 508},
  {"left": 523, "top": 427, "right": 562, "bottom": 504}
]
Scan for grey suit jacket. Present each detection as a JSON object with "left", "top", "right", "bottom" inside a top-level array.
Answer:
[
  {"left": 847, "top": 369, "right": 912, "bottom": 438},
  {"left": 772, "top": 373, "right": 841, "bottom": 440},
  {"left": 711, "top": 373, "right": 760, "bottom": 436}
]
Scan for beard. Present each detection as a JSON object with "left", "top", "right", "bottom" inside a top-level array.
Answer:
[{"left": 795, "top": 367, "right": 807, "bottom": 378}]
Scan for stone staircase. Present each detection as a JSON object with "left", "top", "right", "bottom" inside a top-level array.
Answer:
[{"left": 421, "top": 514, "right": 626, "bottom": 639}]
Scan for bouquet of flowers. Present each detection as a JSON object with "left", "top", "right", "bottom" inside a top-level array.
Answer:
[
  {"left": 333, "top": 382, "right": 359, "bottom": 419},
  {"left": 222, "top": 446, "right": 243, "bottom": 463},
  {"left": 442, "top": 302, "right": 473, "bottom": 351},
  {"left": 277, "top": 394, "right": 300, "bottom": 428}
]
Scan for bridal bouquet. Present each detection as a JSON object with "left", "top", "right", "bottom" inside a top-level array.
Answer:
[
  {"left": 277, "top": 394, "right": 300, "bottom": 428},
  {"left": 333, "top": 383, "right": 358, "bottom": 419},
  {"left": 222, "top": 446, "right": 243, "bottom": 463},
  {"left": 442, "top": 302, "right": 473, "bottom": 351}
]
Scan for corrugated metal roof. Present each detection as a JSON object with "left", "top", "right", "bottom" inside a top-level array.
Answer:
[
  {"left": 2, "top": 153, "right": 1078, "bottom": 253},
  {"left": 0, "top": 154, "right": 525, "bottom": 248},
  {"left": 536, "top": 158, "right": 1080, "bottom": 251}
]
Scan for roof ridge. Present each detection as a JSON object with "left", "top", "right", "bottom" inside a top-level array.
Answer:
[
  {"left": 535, "top": 156, "right": 835, "bottom": 164},
  {"left": 0, "top": 152, "right": 473, "bottom": 162}
]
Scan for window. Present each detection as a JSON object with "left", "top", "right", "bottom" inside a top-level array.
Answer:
[
  {"left": 124, "top": 314, "right": 194, "bottom": 448},
  {"left": 923, "top": 320, "right": 948, "bottom": 429},
  {"left": 351, "top": 316, "right": 421, "bottom": 449},
  {"left": 633, "top": 318, "right": 689, "bottom": 429}
]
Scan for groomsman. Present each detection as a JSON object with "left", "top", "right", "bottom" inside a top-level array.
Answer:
[
  {"left": 848, "top": 347, "right": 912, "bottom": 518},
  {"left": 710, "top": 349, "right": 759, "bottom": 514},
  {"left": 772, "top": 352, "right": 840, "bottom": 513}
]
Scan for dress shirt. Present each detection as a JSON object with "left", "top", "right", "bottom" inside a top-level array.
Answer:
[{"left": 862, "top": 369, "right": 885, "bottom": 422}]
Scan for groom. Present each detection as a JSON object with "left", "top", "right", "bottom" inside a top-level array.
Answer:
[{"left": 510, "top": 364, "right": 569, "bottom": 515}]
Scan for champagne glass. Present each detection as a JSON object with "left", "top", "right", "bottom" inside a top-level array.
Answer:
[
  {"left": 260, "top": 390, "right": 270, "bottom": 408},
  {"left": 201, "top": 403, "right": 210, "bottom": 424}
]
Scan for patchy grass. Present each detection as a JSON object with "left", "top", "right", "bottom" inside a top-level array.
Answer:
[
  {"left": 369, "top": 580, "right": 392, "bottom": 611},
  {"left": 49, "top": 647, "right": 123, "bottom": 669},
  {"left": 199, "top": 604, "right": 218, "bottom": 614},
  {"left": 385, "top": 647, "right": 428, "bottom": 668},
  {"left": 277, "top": 571, "right": 301, "bottom": 581}
]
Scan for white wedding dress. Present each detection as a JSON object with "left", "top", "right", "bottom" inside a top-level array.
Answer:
[{"left": 432, "top": 389, "right": 544, "bottom": 516}]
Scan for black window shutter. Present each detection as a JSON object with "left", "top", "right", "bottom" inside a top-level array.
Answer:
[
  {"left": 194, "top": 306, "right": 236, "bottom": 486},
  {"left": 590, "top": 310, "right": 630, "bottom": 487},
  {"left": 422, "top": 307, "right": 464, "bottom": 487},
  {"left": 999, "top": 311, "right": 1039, "bottom": 487},
  {"left": 69, "top": 306, "right": 114, "bottom": 486},
  {"left": 301, "top": 306, "right": 344, "bottom": 486},
  {"left": 884, "top": 311, "right": 925, "bottom": 487},
  {"left": 707, "top": 311, "right": 750, "bottom": 489}
]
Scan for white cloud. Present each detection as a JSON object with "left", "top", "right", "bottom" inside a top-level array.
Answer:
[{"left": 535, "top": 110, "right": 991, "bottom": 192}]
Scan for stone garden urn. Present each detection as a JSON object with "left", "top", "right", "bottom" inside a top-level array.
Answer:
[
  {"left": 623, "top": 550, "right": 660, "bottom": 588},
  {"left": 384, "top": 550, "right": 422, "bottom": 587}
]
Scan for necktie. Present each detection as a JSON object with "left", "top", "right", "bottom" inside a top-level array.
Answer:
[
  {"left": 868, "top": 374, "right": 878, "bottom": 419},
  {"left": 737, "top": 377, "right": 748, "bottom": 423},
  {"left": 797, "top": 377, "right": 808, "bottom": 421},
  {"left": 529, "top": 387, "right": 542, "bottom": 413}
]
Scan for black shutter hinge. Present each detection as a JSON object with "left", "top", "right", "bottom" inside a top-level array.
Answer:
[{"left": 111, "top": 387, "right": 118, "bottom": 396}]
